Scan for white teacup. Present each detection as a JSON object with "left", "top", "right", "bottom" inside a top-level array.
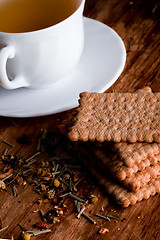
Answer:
[{"left": 0, "top": 0, "right": 85, "bottom": 89}]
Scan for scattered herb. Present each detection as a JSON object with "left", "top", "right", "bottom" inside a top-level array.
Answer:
[
  {"left": 39, "top": 210, "right": 47, "bottom": 222},
  {"left": 0, "top": 225, "right": 9, "bottom": 232},
  {"left": 12, "top": 185, "right": 18, "bottom": 197},
  {"left": 67, "top": 192, "right": 85, "bottom": 203},
  {"left": 81, "top": 212, "right": 96, "bottom": 224},
  {"left": 106, "top": 214, "right": 121, "bottom": 220},
  {"left": 25, "top": 152, "right": 41, "bottom": 163},
  {"left": 21, "top": 232, "right": 31, "bottom": 240},
  {"left": 26, "top": 229, "right": 51, "bottom": 236},
  {"left": 54, "top": 179, "right": 60, "bottom": 187},
  {"left": 95, "top": 214, "right": 110, "bottom": 221},
  {"left": 91, "top": 196, "right": 99, "bottom": 204},
  {"left": 47, "top": 190, "right": 55, "bottom": 200},
  {"left": 0, "top": 180, "right": 6, "bottom": 189},
  {"left": 0, "top": 129, "right": 125, "bottom": 238},
  {"left": 34, "top": 221, "right": 48, "bottom": 229},
  {"left": 75, "top": 201, "right": 96, "bottom": 224},
  {"left": 2, "top": 140, "right": 14, "bottom": 148},
  {"left": 77, "top": 206, "right": 86, "bottom": 219}
]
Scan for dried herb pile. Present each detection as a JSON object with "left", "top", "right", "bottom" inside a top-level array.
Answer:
[{"left": 0, "top": 130, "right": 123, "bottom": 239}]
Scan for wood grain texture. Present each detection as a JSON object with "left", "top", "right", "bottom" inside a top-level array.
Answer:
[{"left": 0, "top": 0, "right": 160, "bottom": 239}]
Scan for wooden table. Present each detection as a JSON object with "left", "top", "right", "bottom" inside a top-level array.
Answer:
[{"left": 0, "top": 0, "right": 160, "bottom": 239}]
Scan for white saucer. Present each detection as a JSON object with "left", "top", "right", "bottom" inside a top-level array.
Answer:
[{"left": 0, "top": 17, "right": 126, "bottom": 117}]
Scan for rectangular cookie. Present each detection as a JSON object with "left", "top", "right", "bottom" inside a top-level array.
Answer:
[
  {"left": 89, "top": 141, "right": 160, "bottom": 174},
  {"left": 122, "top": 162, "right": 160, "bottom": 191},
  {"left": 78, "top": 147, "right": 160, "bottom": 208},
  {"left": 94, "top": 140, "right": 160, "bottom": 166},
  {"left": 68, "top": 91, "right": 160, "bottom": 143},
  {"left": 92, "top": 142, "right": 160, "bottom": 178},
  {"left": 79, "top": 142, "right": 160, "bottom": 192},
  {"left": 110, "top": 142, "right": 160, "bottom": 167},
  {"left": 59, "top": 88, "right": 160, "bottom": 191}
]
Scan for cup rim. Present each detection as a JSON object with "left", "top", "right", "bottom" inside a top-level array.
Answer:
[{"left": 0, "top": 0, "right": 85, "bottom": 36}]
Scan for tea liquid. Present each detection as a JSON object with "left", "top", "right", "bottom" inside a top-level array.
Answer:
[{"left": 0, "top": 0, "right": 79, "bottom": 33}]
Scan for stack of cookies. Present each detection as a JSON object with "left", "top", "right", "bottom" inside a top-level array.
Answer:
[{"left": 61, "top": 87, "right": 160, "bottom": 207}]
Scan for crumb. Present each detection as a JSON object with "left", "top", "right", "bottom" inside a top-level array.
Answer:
[{"left": 98, "top": 228, "right": 109, "bottom": 234}]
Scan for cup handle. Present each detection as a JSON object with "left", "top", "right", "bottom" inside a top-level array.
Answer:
[{"left": 0, "top": 46, "right": 29, "bottom": 89}]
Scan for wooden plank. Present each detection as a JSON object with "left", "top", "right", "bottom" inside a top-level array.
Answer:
[{"left": 0, "top": 0, "right": 160, "bottom": 239}]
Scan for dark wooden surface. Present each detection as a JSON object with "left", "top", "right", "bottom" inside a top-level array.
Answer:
[{"left": 0, "top": 0, "right": 160, "bottom": 239}]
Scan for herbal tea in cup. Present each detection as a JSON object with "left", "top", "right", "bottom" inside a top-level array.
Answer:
[
  {"left": 0, "top": 0, "right": 80, "bottom": 33},
  {"left": 0, "top": 0, "right": 84, "bottom": 89}
]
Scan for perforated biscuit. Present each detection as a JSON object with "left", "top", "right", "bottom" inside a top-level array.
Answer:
[
  {"left": 90, "top": 143, "right": 160, "bottom": 180},
  {"left": 122, "top": 163, "right": 160, "bottom": 191},
  {"left": 87, "top": 161, "right": 160, "bottom": 208},
  {"left": 68, "top": 92, "right": 160, "bottom": 143},
  {"left": 79, "top": 142, "right": 160, "bottom": 192},
  {"left": 79, "top": 149, "right": 160, "bottom": 208},
  {"left": 112, "top": 142, "right": 160, "bottom": 167}
]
